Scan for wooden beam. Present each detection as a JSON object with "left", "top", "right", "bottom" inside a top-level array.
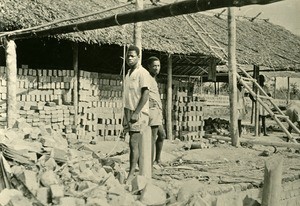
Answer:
[
  {"left": 7, "top": 0, "right": 283, "bottom": 40},
  {"left": 166, "top": 54, "right": 173, "bottom": 140},
  {"left": 227, "top": 7, "right": 239, "bottom": 146},
  {"left": 5, "top": 40, "right": 18, "bottom": 128}
]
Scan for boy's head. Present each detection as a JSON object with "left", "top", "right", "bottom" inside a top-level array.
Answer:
[
  {"left": 147, "top": 56, "right": 161, "bottom": 76},
  {"left": 126, "top": 45, "right": 140, "bottom": 67}
]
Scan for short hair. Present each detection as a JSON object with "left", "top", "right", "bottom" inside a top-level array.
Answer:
[
  {"left": 127, "top": 45, "right": 140, "bottom": 56},
  {"left": 147, "top": 56, "right": 160, "bottom": 66}
]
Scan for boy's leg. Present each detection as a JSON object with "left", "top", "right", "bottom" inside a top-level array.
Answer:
[
  {"left": 151, "top": 126, "right": 159, "bottom": 163},
  {"left": 155, "top": 125, "right": 166, "bottom": 163},
  {"left": 127, "top": 131, "right": 142, "bottom": 182}
]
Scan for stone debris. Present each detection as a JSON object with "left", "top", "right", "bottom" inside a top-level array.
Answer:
[{"left": 0, "top": 119, "right": 169, "bottom": 206}]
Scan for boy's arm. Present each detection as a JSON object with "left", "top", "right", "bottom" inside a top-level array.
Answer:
[{"left": 131, "top": 87, "right": 149, "bottom": 123}]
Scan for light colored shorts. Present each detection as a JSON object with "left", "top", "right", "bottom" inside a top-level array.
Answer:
[
  {"left": 123, "top": 108, "right": 149, "bottom": 132},
  {"left": 149, "top": 106, "right": 163, "bottom": 126}
]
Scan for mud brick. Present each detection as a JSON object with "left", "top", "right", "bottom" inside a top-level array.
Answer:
[
  {"left": 61, "top": 70, "right": 67, "bottom": 76},
  {"left": 27, "top": 68, "right": 33, "bottom": 76},
  {"left": 17, "top": 68, "right": 23, "bottom": 75},
  {"left": 38, "top": 69, "right": 43, "bottom": 76},
  {"left": 36, "top": 187, "right": 50, "bottom": 205},
  {"left": 69, "top": 70, "right": 74, "bottom": 77},
  {"left": 50, "top": 184, "right": 64, "bottom": 204},
  {"left": 52, "top": 70, "right": 57, "bottom": 76},
  {"left": 57, "top": 70, "right": 62, "bottom": 77},
  {"left": 18, "top": 170, "right": 39, "bottom": 195}
]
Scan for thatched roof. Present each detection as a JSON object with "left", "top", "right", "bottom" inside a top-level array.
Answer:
[{"left": 1, "top": 0, "right": 300, "bottom": 74}]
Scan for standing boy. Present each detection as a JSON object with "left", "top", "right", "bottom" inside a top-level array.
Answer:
[
  {"left": 123, "top": 45, "right": 151, "bottom": 182},
  {"left": 147, "top": 56, "right": 166, "bottom": 166}
]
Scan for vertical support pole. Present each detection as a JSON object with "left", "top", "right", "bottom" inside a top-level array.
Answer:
[
  {"left": 72, "top": 43, "right": 79, "bottom": 138},
  {"left": 166, "top": 54, "right": 173, "bottom": 140},
  {"left": 254, "top": 65, "right": 260, "bottom": 136},
  {"left": 273, "top": 77, "right": 276, "bottom": 99},
  {"left": 134, "top": 0, "right": 143, "bottom": 62},
  {"left": 200, "top": 76, "right": 203, "bottom": 94},
  {"left": 227, "top": 7, "right": 239, "bottom": 146},
  {"left": 5, "top": 40, "right": 18, "bottom": 128},
  {"left": 261, "top": 156, "right": 283, "bottom": 206},
  {"left": 287, "top": 77, "right": 290, "bottom": 104},
  {"left": 134, "top": 0, "right": 151, "bottom": 179}
]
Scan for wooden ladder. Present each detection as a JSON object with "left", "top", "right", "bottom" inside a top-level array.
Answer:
[{"left": 237, "top": 66, "right": 300, "bottom": 143}]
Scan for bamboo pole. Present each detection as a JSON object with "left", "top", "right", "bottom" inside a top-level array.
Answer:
[
  {"left": 134, "top": 0, "right": 143, "bottom": 61},
  {"left": 72, "top": 43, "right": 79, "bottom": 139},
  {"left": 227, "top": 7, "right": 239, "bottom": 146},
  {"left": 273, "top": 77, "right": 276, "bottom": 99},
  {"left": 7, "top": 0, "right": 283, "bottom": 40},
  {"left": 5, "top": 40, "right": 18, "bottom": 128},
  {"left": 134, "top": 0, "right": 151, "bottom": 179},
  {"left": 261, "top": 156, "right": 283, "bottom": 206},
  {"left": 287, "top": 77, "right": 290, "bottom": 104},
  {"left": 254, "top": 65, "right": 260, "bottom": 136},
  {"left": 167, "top": 54, "right": 173, "bottom": 140}
]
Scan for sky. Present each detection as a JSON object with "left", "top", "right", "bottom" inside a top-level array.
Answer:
[{"left": 160, "top": 0, "right": 300, "bottom": 36}]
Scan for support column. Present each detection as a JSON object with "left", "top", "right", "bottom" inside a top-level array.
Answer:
[
  {"left": 5, "top": 40, "right": 18, "bottom": 128},
  {"left": 273, "top": 77, "right": 276, "bottom": 99},
  {"left": 227, "top": 7, "right": 239, "bottom": 146},
  {"left": 134, "top": 0, "right": 143, "bottom": 62},
  {"left": 287, "top": 77, "right": 290, "bottom": 104},
  {"left": 253, "top": 65, "right": 260, "bottom": 136},
  {"left": 72, "top": 43, "right": 79, "bottom": 138},
  {"left": 261, "top": 156, "right": 283, "bottom": 206},
  {"left": 166, "top": 54, "right": 173, "bottom": 140}
]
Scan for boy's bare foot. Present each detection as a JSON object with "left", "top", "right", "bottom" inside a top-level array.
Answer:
[{"left": 125, "top": 173, "right": 135, "bottom": 185}]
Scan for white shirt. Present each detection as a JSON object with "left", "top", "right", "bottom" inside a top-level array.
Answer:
[{"left": 124, "top": 65, "right": 151, "bottom": 114}]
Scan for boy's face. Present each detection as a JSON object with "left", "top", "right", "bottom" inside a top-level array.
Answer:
[
  {"left": 126, "top": 50, "right": 139, "bottom": 67},
  {"left": 148, "top": 60, "right": 161, "bottom": 76}
]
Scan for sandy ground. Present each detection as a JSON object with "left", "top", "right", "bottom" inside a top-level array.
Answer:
[{"left": 87, "top": 129, "right": 300, "bottom": 191}]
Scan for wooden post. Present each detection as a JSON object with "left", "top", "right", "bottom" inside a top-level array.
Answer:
[
  {"left": 5, "top": 40, "right": 18, "bottom": 128},
  {"left": 134, "top": 0, "right": 143, "bottom": 62},
  {"left": 273, "top": 77, "right": 276, "bottom": 99},
  {"left": 261, "top": 156, "right": 283, "bottom": 206},
  {"left": 133, "top": 0, "right": 151, "bottom": 179},
  {"left": 200, "top": 76, "right": 203, "bottom": 94},
  {"left": 72, "top": 43, "right": 79, "bottom": 138},
  {"left": 227, "top": 7, "right": 239, "bottom": 146},
  {"left": 253, "top": 65, "right": 260, "bottom": 136},
  {"left": 166, "top": 54, "right": 173, "bottom": 140},
  {"left": 287, "top": 77, "right": 290, "bottom": 104}
]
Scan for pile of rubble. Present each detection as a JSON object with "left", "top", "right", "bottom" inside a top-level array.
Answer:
[{"left": 0, "top": 118, "right": 168, "bottom": 206}]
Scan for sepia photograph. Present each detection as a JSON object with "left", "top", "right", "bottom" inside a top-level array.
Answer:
[{"left": 0, "top": 0, "right": 299, "bottom": 205}]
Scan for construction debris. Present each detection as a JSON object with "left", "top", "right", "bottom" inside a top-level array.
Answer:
[{"left": 0, "top": 119, "right": 170, "bottom": 206}]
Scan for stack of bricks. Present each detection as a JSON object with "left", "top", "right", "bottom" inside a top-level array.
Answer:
[
  {"left": 17, "top": 68, "right": 75, "bottom": 132},
  {"left": 77, "top": 71, "right": 123, "bottom": 141},
  {"left": 172, "top": 83, "right": 205, "bottom": 141}
]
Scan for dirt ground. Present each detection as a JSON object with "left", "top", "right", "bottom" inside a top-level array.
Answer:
[{"left": 88, "top": 128, "right": 300, "bottom": 193}]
